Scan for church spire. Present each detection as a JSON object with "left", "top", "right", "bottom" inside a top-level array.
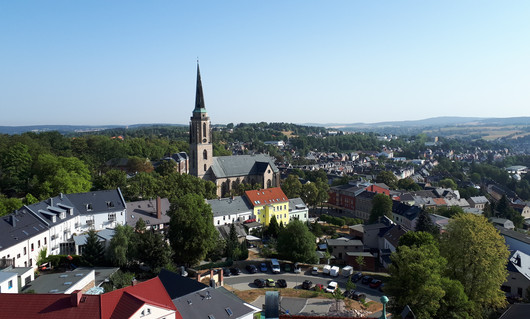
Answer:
[{"left": 194, "top": 62, "right": 206, "bottom": 113}]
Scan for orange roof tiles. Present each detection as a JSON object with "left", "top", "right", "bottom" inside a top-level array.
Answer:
[{"left": 245, "top": 187, "right": 289, "bottom": 207}]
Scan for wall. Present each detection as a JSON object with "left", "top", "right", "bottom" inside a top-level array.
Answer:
[{"left": 0, "top": 273, "right": 18, "bottom": 293}]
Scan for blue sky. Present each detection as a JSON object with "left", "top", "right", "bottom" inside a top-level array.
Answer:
[{"left": 1, "top": 1, "right": 529, "bottom": 126}]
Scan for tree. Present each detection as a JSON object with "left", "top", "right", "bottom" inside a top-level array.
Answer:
[
  {"left": 82, "top": 229, "right": 105, "bottom": 267},
  {"left": 0, "top": 195, "right": 23, "bottom": 217},
  {"left": 398, "top": 231, "right": 437, "bottom": 248},
  {"left": 439, "top": 178, "right": 458, "bottom": 190},
  {"left": 355, "top": 255, "right": 365, "bottom": 271},
  {"left": 301, "top": 182, "right": 319, "bottom": 208},
  {"left": 108, "top": 224, "right": 136, "bottom": 267},
  {"left": 440, "top": 213, "right": 509, "bottom": 315},
  {"left": 415, "top": 210, "right": 439, "bottom": 235},
  {"left": 386, "top": 244, "right": 447, "bottom": 318},
  {"left": 93, "top": 169, "right": 127, "bottom": 190},
  {"left": 136, "top": 230, "right": 172, "bottom": 273},
  {"left": 376, "top": 171, "right": 398, "bottom": 189},
  {"left": 168, "top": 193, "right": 217, "bottom": 266},
  {"left": 225, "top": 223, "right": 239, "bottom": 260},
  {"left": 266, "top": 215, "right": 280, "bottom": 239},
  {"left": 0, "top": 142, "right": 32, "bottom": 192},
  {"left": 277, "top": 220, "right": 318, "bottom": 263},
  {"left": 369, "top": 193, "right": 393, "bottom": 223},
  {"left": 346, "top": 276, "right": 356, "bottom": 292},
  {"left": 315, "top": 178, "right": 329, "bottom": 211},
  {"left": 281, "top": 174, "right": 302, "bottom": 198},
  {"left": 397, "top": 177, "right": 421, "bottom": 191}
]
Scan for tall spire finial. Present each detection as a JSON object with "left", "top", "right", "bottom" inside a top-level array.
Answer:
[{"left": 194, "top": 61, "right": 206, "bottom": 112}]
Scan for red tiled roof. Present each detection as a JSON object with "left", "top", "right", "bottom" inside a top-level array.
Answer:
[
  {"left": 245, "top": 187, "right": 288, "bottom": 207},
  {"left": 101, "top": 277, "right": 180, "bottom": 319},
  {"left": 433, "top": 198, "right": 447, "bottom": 206},
  {"left": 0, "top": 293, "right": 101, "bottom": 319}
]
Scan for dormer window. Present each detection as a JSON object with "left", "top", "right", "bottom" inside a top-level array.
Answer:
[
  {"left": 86, "top": 204, "right": 93, "bottom": 211},
  {"left": 106, "top": 201, "right": 114, "bottom": 208}
]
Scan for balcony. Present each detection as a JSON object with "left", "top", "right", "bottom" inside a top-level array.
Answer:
[
  {"left": 74, "top": 222, "right": 80, "bottom": 228},
  {"left": 86, "top": 220, "right": 95, "bottom": 227},
  {"left": 51, "top": 234, "right": 57, "bottom": 240}
]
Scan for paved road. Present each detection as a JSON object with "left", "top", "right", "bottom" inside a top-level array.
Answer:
[{"left": 223, "top": 270, "right": 383, "bottom": 302}]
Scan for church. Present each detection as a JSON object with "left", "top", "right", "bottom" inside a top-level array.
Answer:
[{"left": 189, "top": 64, "right": 280, "bottom": 197}]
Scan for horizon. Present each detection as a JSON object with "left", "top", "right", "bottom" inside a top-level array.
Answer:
[{"left": 1, "top": 1, "right": 529, "bottom": 126}]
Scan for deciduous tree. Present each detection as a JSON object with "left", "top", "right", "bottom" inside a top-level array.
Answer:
[
  {"left": 281, "top": 174, "right": 302, "bottom": 198},
  {"left": 277, "top": 220, "right": 317, "bottom": 263},
  {"left": 440, "top": 213, "right": 509, "bottom": 314},
  {"left": 168, "top": 193, "right": 217, "bottom": 267},
  {"left": 369, "top": 193, "right": 393, "bottom": 223}
]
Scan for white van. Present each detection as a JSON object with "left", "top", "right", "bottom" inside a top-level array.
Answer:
[
  {"left": 330, "top": 266, "right": 340, "bottom": 277},
  {"left": 323, "top": 264, "right": 331, "bottom": 275},
  {"left": 270, "top": 259, "right": 281, "bottom": 274},
  {"left": 342, "top": 265, "right": 353, "bottom": 277}
]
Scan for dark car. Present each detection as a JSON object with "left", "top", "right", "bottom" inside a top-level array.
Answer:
[
  {"left": 351, "top": 272, "right": 363, "bottom": 282},
  {"left": 369, "top": 279, "right": 382, "bottom": 289},
  {"left": 361, "top": 275, "right": 373, "bottom": 285},
  {"left": 343, "top": 289, "right": 354, "bottom": 298},
  {"left": 230, "top": 267, "right": 241, "bottom": 275},
  {"left": 284, "top": 263, "right": 292, "bottom": 272},
  {"left": 277, "top": 279, "right": 287, "bottom": 288},
  {"left": 223, "top": 268, "right": 231, "bottom": 277},
  {"left": 351, "top": 291, "right": 366, "bottom": 301},
  {"left": 302, "top": 280, "right": 313, "bottom": 290},
  {"left": 259, "top": 262, "right": 268, "bottom": 272},
  {"left": 254, "top": 278, "right": 266, "bottom": 288},
  {"left": 246, "top": 264, "right": 258, "bottom": 274},
  {"left": 379, "top": 283, "right": 385, "bottom": 292}
]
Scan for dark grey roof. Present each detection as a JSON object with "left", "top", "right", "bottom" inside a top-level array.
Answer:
[
  {"left": 207, "top": 196, "right": 253, "bottom": 217},
  {"left": 392, "top": 201, "right": 421, "bottom": 221},
  {"left": 499, "top": 304, "right": 530, "bottom": 319},
  {"left": 66, "top": 189, "right": 126, "bottom": 214},
  {"left": 211, "top": 154, "right": 278, "bottom": 178},
  {"left": 0, "top": 209, "right": 47, "bottom": 250},
  {"left": 288, "top": 198, "right": 307, "bottom": 211},
  {"left": 496, "top": 226, "right": 530, "bottom": 244},
  {"left": 126, "top": 198, "right": 171, "bottom": 226},
  {"left": 217, "top": 224, "right": 247, "bottom": 240},
  {"left": 22, "top": 269, "right": 94, "bottom": 293},
  {"left": 327, "top": 238, "right": 363, "bottom": 247},
  {"left": 158, "top": 268, "right": 207, "bottom": 299},
  {"left": 25, "top": 195, "right": 78, "bottom": 227}
]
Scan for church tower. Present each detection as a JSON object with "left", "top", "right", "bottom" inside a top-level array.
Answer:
[{"left": 189, "top": 63, "right": 213, "bottom": 179}]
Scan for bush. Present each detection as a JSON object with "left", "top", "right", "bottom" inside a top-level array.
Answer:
[{"left": 195, "top": 260, "right": 233, "bottom": 270}]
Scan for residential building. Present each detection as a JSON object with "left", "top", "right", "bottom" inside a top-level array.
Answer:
[
  {"left": 126, "top": 197, "right": 171, "bottom": 231},
  {"left": 391, "top": 201, "right": 421, "bottom": 230},
  {"left": 496, "top": 226, "right": 530, "bottom": 256},
  {"left": 0, "top": 271, "right": 18, "bottom": 293},
  {"left": 326, "top": 237, "right": 364, "bottom": 261},
  {"left": 503, "top": 250, "right": 530, "bottom": 300},
  {"left": 0, "top": 266, "right": 33, "bottom": 291},
  {"left": 245, "top": 188, "right": 290, "bottom": 226},
  {"left": 288, "top": 198, "right": 308, "bottom": 223},
  {"left": 158, "top": 268, "right": 259, "bottom": 319},
  {"left": 491, "top": 218, "right": 515, "bottom": 230},
  {"left": 22, "top": 269, "right": 95, "bottom": 294},
  {"left": 207, "top": 196, "right": 254, "bottom": 226},
  {"left": 467, "top": 196, "right": 489, "bottom": 209}
]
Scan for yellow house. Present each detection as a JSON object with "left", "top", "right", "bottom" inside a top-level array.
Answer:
[{"left": 245, "top": 187, "right": 289, "bottom": 226}]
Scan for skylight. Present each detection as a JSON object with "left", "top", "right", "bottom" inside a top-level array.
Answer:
[{"left": 225, "top": 308, "right": 233, "bottom": 316}]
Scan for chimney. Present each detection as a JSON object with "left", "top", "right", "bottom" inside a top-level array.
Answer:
[
  {"left": 50, "top": 198, "right": 53, "bottom": 207},
  {"left": 156, "top": 197, "right": 162, "bottom": 220},
  {"left": 70, "top": 290, "right": 82, "bottom": 307},
  {"left": 131, "top": 278, "right": 137, "bottom": 286},
  {"left": 11, "top": 214, "right": 16, "bottom": 227}
]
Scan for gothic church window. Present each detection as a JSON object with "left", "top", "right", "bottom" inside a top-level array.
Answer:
[{"left": 203, "top": 150, "right": 208, "bottom": 160}]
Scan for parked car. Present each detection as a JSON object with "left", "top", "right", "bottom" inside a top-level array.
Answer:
[
  {"left": 325, "top": 281, "right": 338, "bottom": 293},
  {"left": 294, "top": 262, "right": 301, "bottom": 273},
  {"left": 351, "top": 272, "right": 363, "bottom": 282},
  {"left": 223, "top": 268, "right": 231, "bottom": 277},
  {"left": 370, "top": 279, "right": 382, "bottom": 289},
  {"left": 314, "top": 283, "right": 324, "bottom": 291},
  {"left": 266, "top": 278, "right": 275, "bottom": 287},
  {"left": 379, "top": 283, "right": 385, "bottom": 292},
  {"left": 311, "top": 267, "right": 319, "bottom": 276},
  {"left": 246, "top": 264, "right": 258, "bottom": 274},
  {"left": 351, "top": 291, "right": 366, "bottom": 301},
  {"left": 259, "top": 262, "right": 268, "bottom": 272},
  {"left": 361, "top": 275, "right": 373, "bottom": 285},
  {"left": 284, "top": 263, "right": 292, "bottom": 272},
  {"left": 302, "top": 280, "right": 313, "bottom": 290},
  {"left": 254, "top": 279, "right": 265, "bottom": 288},
  {"left": 229, "top": 267, "right": 241, "bottom": 275},
  {"left": 277, "top": 279, "right": 287, "bottom": 288},
  {"left": 343, "top": 289, "right": 354, "bottom": 298}
]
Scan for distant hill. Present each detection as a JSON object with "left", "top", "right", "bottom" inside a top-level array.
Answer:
[{"left": 0, "top": 123, "right": 187, "bottom": 135}]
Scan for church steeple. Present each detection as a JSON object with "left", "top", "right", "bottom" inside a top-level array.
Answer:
[
  {"left": 194, "top": 63, "right": 206, "bottom": 113},
  {"left": 189, "top": 62, "right": 212, "bottom": 179}
]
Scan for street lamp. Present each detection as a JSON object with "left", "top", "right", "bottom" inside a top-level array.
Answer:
[{"left": 379, "top": 295, "right": 389, "bottom": 319}]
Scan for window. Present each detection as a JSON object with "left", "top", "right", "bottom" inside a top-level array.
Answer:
[
  {"left": 106, "top": 201, "right": 114, "bottom": 208},
  {"left": 31, "top": 243, "right": 34, "bottom": 251},
  {"left": 24, "top": 247, "right": 27, "bottom": 255},
  {"left": 204, "top": 164, "right": 207, "bottom": 172},
  {"left": 44, "top": 238, "right": 47, "bottom": 245},
  {"left": 217, "top": 220, "right": 220, "bottom": 225},
  {"left": 8, "top": 280, "right": 12, "bottom": 289},
  {"left": 203, "top": 123, "right": 207, "bottom": 139},
  {"left": 17, "top": 254, "right": 20, "bottom": 259},
  {"left": 29, "top": 259, "right": 32, "bottom": 266},
  {"left": 86, "top": 204, "right": 93, "bottom": 211},
  {"left": 203, "top": 149, "right": 208, "bottom": 160},
  {"left": 108, "top": 213, "right": 116, "bottom": 221}
]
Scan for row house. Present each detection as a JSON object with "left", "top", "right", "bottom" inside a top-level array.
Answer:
[{"left": 0, "top": 189, "right": 126, "bottom": 269}]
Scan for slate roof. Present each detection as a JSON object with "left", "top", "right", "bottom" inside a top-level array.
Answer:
[
  {"left": 0, "top": 209, "right": 47, "bottom": 251},
  {"left": 392, "top": 201, "right": 422, "bottom": 221},
  {"left": 25, "top": 195, "right": 79, "bottom": 227},
  {"left": 496, "top": 226, "right": 530, "bottom": 245},
  {"left": 23, "top": 270, "right": 95, "bottom": 294},
  {"left": 67, "top": 189, "right": 126, "bottom": 215},
  {"left": 207, "top": 196, "right": 253, "bottom": 218},
  {"left": 211, "top": 154, "right": 278, "bottom": 178},
  {"left": 327, "top": 238, "right": 363, "bottom": 247},
  {"left": 126, "top": 197, "right": 171, "bottom": 226},
  {"left": 382, "top": 225, "right": 408, "bottom": 248},
  {"left": 0, "top": 293, "right": 101, "bottom": 319},
  {"left": 288, "top": 198, "right": 307, "bottom": 211},
  {"left": 159, "top": 269, "right": 258, "bottom": 319}
]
